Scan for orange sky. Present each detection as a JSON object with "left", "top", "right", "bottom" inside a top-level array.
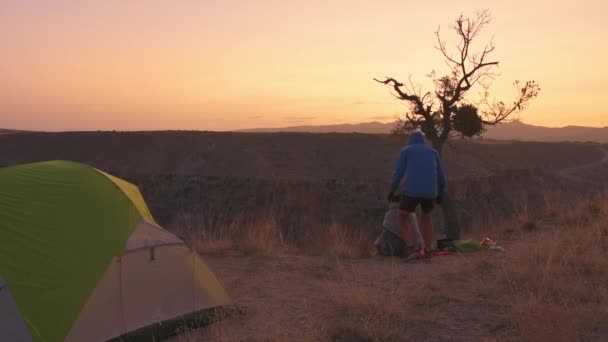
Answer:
[{"left": 1, "top": 1, "right": 607, "bottom": 131}]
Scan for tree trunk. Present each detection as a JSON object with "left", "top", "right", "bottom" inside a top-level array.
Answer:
[
  {"left": 441, "top": 193, "right": 461, "bottom": 240},
  {"left": 434, "top": 141, "right": 461, "bottom": 240}
]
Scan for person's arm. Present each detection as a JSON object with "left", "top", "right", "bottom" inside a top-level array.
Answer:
[
  {"left": 389, "top": 149, "right": 407, "bottom": 195},
  {"left": 436, "top": 152, "right": 446, "bottom": 197}
]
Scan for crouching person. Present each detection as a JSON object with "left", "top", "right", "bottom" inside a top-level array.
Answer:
[{"left": 374, "top": 195, "right": 422, "bottom": 256}]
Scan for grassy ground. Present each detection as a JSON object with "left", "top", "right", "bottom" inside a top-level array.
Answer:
[
  {"left": 2, "top": 132, "right": 606, "bottom": 341},
  {"left": 168, "top": 191, "right": 607, "bottom": 342}
]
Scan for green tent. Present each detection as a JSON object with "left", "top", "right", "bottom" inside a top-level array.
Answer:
[{"left": 0, "top": 161, "right": 230, "bottom": 342}]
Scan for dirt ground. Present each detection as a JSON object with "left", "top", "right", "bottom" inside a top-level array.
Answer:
[
  {"left": 169, "top": 232, "right": 546, "bottom": 342},
  {"left": 172, "top": 253, "right": 504, "bottom": 341},
  {"left": 170, "top": 210, "right": 607, "bottom": 342}
]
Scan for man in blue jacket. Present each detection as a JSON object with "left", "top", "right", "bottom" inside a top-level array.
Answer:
[{"left": 387, "top": 130, "right": 446, "bottom": 258}]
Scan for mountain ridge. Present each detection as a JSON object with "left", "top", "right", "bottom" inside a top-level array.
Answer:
[
  {"left": 2, "top": 121, "right": 607, "bottom": 142},
  {"left": 239, "top": 120, "right": 608, "bottom": 143}
]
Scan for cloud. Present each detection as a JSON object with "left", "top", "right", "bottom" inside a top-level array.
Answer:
[
  {"left": 368, "top": 115, "right": 395, "bottom": 121},
  {"left": 352, "top": 101, "right": 394, "bottom": 105},
  {"left": 283, "top": 116, "right": 316, "bottom": 124}
]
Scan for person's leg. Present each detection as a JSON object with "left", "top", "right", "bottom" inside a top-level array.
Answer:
[
  {"left": 408, "top": 212, "right": 423, "bottom": 250},
  {"left": 420, "top": 199, "right": 436, "bottom": 251},
  {"left": 398, "top": 210, "right": 414, "bottom": 246},
  {"left": 398, "top": 196, "right": 417, "bottom": 247},
  {"left": 420, "top": 211, "right": 434, "bottom": 251}
]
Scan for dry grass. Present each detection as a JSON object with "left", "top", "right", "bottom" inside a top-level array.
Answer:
[
  {"left": 315, "top": 222, "right": 372, "bottom": 258},
  {"left": 174, "top": 209, "right": 238, "bottom": 255},
  {"left": 319, "top": 261, "right": 483, "bottom": 342},
  {"left": 504, "top": 218, "right": 608, "bottom": 341},
  {"left": 173, "top": 209, "right": 290, "bottom": 256},
  {"left": 510, "top": 300, "right": 579, "bottom": 342},
  {"left": 238, "top": 217, "right": 289, "bottom": 255},
  {"left": 327, "top": 290, "right": 410, "bottom": 341},
  {"left": 178, "top": 189, "right": 607, "bottom": 341},
  {"left": 475, "top": 193, "right": 608, "bottom": 341},
  {"left": 344, "top": 192, "right": 608, "bottom": 342},
  {"left": 543, "top": 189, "right": 564, "bottom": 218},
  {"left": 176, "top": 206, "right": 374, "bottom": 257},
  {"left": 319, "top": 258, "right": 414, "bottom": 342}
]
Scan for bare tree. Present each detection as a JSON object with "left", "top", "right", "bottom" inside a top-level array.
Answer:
[
  {"left": 375, "top": 10, "right": 540, "bottom": 238},
  {"left": 375, "top": 10, "right": 540, "bottom": 153}
]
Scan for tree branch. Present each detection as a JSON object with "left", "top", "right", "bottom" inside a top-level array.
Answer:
[
  {"left": 481, "top": 80, "right": 540, "bottom": 125},
  {"left": 435, "top": 27, "right": 460, "bottom": 66},
  {"left": 434, "top": 9, "right": 498, "bottom": 108},
  {"left": 374, "top": 77, "right": 432, "bottom": 118}
]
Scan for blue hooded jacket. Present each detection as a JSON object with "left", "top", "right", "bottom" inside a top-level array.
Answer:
[{"left": 389, "top": 131, "right": 446, "bottom": 198}]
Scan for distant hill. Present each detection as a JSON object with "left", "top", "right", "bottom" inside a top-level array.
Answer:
[
  {"left": 0, "top": 130, "right": 604, "bottom": 181},
  {"left": 0, "top": 128, "right": 28, "bottom": 135},
  {"left": 3, "top": 120, "right": 607, "bottom": 142},
  {"left": 240, "top": 121, "right": 393, "bottom": 134},
  {"left": 483, "top": 121, "right": 608, "bottom": 143},
  {"left": 240, "top": 120, "right": 608, "bottom": 143}
]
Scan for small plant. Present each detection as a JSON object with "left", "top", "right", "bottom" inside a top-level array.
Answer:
[
  {"left": 238, "top": 217, "right": 286, "bottom": 255},
  {"left": 322, "top": 222, "right": 371, "bottom": 258}
]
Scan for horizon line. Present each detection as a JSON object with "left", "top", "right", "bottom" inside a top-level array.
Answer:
[{"left": 2, "top": 119, "right": 608, "bottom": 133}]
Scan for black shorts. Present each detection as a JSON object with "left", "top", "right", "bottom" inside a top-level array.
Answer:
[{"left": 400, "top": 196, "right": 435, "bottom": 213}]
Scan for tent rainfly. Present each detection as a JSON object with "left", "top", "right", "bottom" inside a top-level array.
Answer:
[{"left": 0, "top": 161, "right": 231, "bottom": 341}]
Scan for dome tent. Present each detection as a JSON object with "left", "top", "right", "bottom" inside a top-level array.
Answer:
[{"left": 0, "top": 161, "right": 230, "bottom": 341}]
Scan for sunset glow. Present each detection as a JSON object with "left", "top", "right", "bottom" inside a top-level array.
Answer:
[{"left": 2, "top": 0, "right": 607, "bottom": 131}]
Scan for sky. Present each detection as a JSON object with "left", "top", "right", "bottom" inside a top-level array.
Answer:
[{"left": 1, "top": 0, "right": 607, "bottom": 131}]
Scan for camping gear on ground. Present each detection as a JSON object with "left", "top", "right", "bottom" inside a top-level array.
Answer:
[
  {"left": 452, "top": 239, "right": 482, "bottom": 253},
  {"left": 374, "top": 229, "right": 405, "bottom": 256},
  {"left": 404, "top": 248, "right": 453, "bottom": 262},
  {"left": 480, "top": 237, "right": 496, "bottom": 248},
  {"left": 430, "top": 250, "right": 453, "bottom": 256},
  {"left": 0, "top": 161, "right": 231, "bottom": 342},
  {"left": 374, "top": 207, "right": 422, "bottom": 256},
  {"left": 0, "top": 274, "right": 31, "bottom": 342},
  {"left": 452, "top": 237, "right": 505, "bottom": 253},
  {"left": 437, "top": 238, "right": 455, "bottom": 251},
  {"left": 480, "top": 237, "right": 505, "bottom": 252},
  {"left": 382, "top": 206, "right": 423, "bottom": 248}
]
